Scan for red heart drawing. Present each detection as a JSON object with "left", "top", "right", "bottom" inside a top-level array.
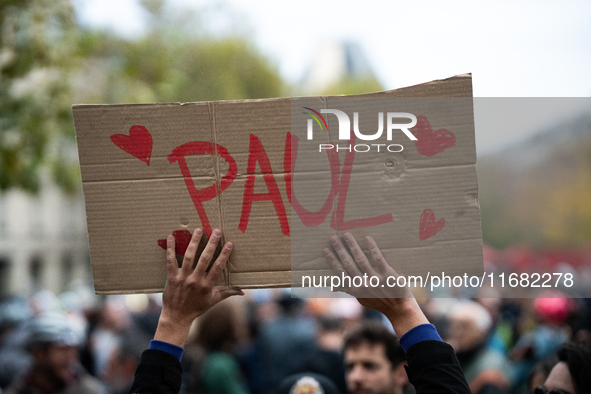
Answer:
[
  {"left": 110, "top": 125, "right": 153, "bottom": 165},
  {"left": 412, "top": 115, "right": 456, "bottom": 157},
  {"left": 419, "top": 209, "right": 445, "bottom": 241},
  {"left": 158, "top": 230, "right": 193, "bottom": 256}
]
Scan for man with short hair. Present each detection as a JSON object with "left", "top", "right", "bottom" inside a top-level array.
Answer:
[{"left": 343, "top": 322, "right": 408, "bottom": 394}]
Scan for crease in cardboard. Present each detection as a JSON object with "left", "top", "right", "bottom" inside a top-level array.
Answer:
[
  {"left": 349, "top": 238, "right": 483, "bottom": 253},
  {"left": 285, "top": 163, "right": 477, "bottom": 178},
  {"left": 83, "top": 177, "right": 219, "bottom": 185},
  {"left": 311, "top": 96, "right": 339, "bottom": 237},
  {"left": 207, "top": 101, "right": 231, "bottom": 288}
]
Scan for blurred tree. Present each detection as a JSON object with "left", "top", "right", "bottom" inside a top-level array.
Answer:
[
  {"left": 478, "top": 159, "right": 526, "bottom": 248},
  {"left": 77, "top": 0, "right": 283, "bottom": 104},
  {"left": 1, "top": 0, "right": 283, "bottom": 193},
  {"left": 319, "top": 75, "right": 383, "bottom": 96},
  {"left": 0, "top": 0, "right": 83, "bottom": 193},
  {"left": 522, "top": 140, "right": 591, "bottom": 247},
  {"left": 479, "top": 119, "right": 591, "bottom": 249},
  {"left": 541, "top": 161, "right": 591, "bottom": 245}
]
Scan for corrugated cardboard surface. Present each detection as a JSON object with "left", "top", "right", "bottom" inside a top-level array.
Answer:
[
  {"left": 73, "top": 74, "right": 482, "bottom": 294},
  {"left": 290, "top": 95, "right": 482, "bottom": 292}
]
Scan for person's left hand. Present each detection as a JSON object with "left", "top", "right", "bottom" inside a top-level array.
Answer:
[{"left": 154, "top": 228, "right": 243, "bottom": 347}]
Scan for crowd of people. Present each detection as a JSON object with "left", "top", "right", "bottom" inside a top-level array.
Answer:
[{"left": 0, "top": 230, "right": 590, "bottom": 394}]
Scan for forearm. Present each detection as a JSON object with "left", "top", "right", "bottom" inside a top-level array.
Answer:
[
  {"left": 153, "top": 314, "right": 193, "bottom": 348},
  {"left": 387, "top": 300, "right": 470, "bottom": 393},
  {"left": 382, "top": 298, "right": 430, "bottom": 338}
]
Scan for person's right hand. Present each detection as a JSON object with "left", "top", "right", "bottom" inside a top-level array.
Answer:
[
  {"left": 324, "top": 233, "right": 429, "bottom": 337},
  {"left": 154, "top": 228, "right": 243, "bottom": 347}
]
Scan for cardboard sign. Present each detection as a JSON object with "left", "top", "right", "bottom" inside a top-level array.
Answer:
[{"left": 73, "top": 74, "right": 483, "bottom": 295}]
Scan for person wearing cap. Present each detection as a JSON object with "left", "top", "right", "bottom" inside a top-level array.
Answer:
[
  {"left": 512, "top": 292, "right": 573, "bottom": 389},
  {"left": 4, "top": 312, "right": 106, "bottom": 394},
  {"left": 0, "top": 297, "right": 32, "bottom": 389},
  {"left": 129, "top": 230, "right": 471, "bottom": 394}
]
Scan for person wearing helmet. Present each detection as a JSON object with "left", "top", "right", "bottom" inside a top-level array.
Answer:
[
  {"left": 4, "top": 312, "right": 106, "bottom": 394},
  {"left": 0, "top": 297, "right": 32, "bottom": 389}
]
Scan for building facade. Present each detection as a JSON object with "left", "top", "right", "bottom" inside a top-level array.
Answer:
[{"left": 0, "top": 182, "right": 91, "bottom": 296}]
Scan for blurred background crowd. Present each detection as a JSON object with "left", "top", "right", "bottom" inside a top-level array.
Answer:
[
  {"left": 1, "top": 286, "right": 590, "bottom": 393},
  {"left": 1, "top": 0, "right": 591, "bottom": 393}
]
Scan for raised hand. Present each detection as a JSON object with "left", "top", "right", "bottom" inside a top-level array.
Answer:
[
  {"left": 154, "top": 228, "right": 243, "bottom": 347},
  {"left": 324, "top": 233, "right": 428, "bottom": 337}
]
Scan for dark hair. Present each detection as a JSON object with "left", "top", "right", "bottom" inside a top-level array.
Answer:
[
  {"left": 277, "top": 294, "right": 303, "bottom": 315},
  {"left": 526, "top": 356, "right": 558, "bottom": 393},
  {"left": 317, "top": 315, "right": 343, "bottom": 333},
  {"left": 343, "top": 321, "right": 406, "bottom": 367},
  {"left": 118, "top": 329, "right": 150, "bottom": 364},
  {"left": 196, "top": 302, "right": 237, "bottom": 352},
  {"left": 556, "top": 342, "right": 591, "bottom": 394}
]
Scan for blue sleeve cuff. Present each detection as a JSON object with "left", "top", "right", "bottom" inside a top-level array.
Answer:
[
  {"left": 149, "top": 340, "right": 185, "bottom": 362},
  {"left": 399, "top": 323, "right": 442, "bottom": 352}
]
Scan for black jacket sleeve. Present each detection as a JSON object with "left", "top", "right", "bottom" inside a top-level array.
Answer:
[
  {"left": 129, "top": 349, "right": 182, "bottom": 394},
  {"left": 405, "top": 340, "right": 472, "bottom": 394}
]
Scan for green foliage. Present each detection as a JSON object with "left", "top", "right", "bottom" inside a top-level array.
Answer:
[
  {"left": 319, "top": 75, "right": 383, "bottom": 96},
  {"left": 0, "top": 0, "right": 283, "bottom": 194},
  {"left": 117, "top": 36, "right": 282, "bottom": 103},
  {"left": 0, "top": 0, "right": 82, "bottom": 193},
  {"left": 76, "top": 1, "right": 283, "bottom": 105}
]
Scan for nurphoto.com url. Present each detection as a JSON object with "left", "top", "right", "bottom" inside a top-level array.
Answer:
[{"left": 301, "top": 272, "right": 574, "bottom": 292}]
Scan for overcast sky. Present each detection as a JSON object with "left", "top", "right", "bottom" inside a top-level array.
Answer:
[{"left": 74, "top": 0, "right": 591, "bottom": 153}]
